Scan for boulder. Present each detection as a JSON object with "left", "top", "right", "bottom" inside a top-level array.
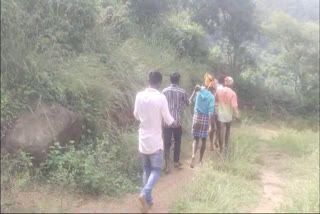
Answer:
[{"left": 2, "top": 104, "right": 84, "bottom": 163}]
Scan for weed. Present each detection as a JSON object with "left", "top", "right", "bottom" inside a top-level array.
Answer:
[
  {"left": 1, "top": 151, "right": 34, "bottom": 212},
  {"left": 269, "top": 129, "right": 319, "bottom": 213},
  {"left": 171, "top": 126, "right": 261, "bottom": 213}
]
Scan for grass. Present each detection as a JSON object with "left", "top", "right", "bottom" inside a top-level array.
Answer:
[
  {"left": 172, "top": 121, "right": 319, "bottom": 213},
  {"left": 1, "top": 151, "right": 34, "bottom": 213},
  {"left": 268, "top": 129, "right": 318, "bottom": 157},
  {"left": 268, "top": 129, "right": 319, "bottom": 213},
  {"left": 171, "top": 125, "right": 262, "bottom": 213},
  {"left": 0, "top": 34, "right": 210, "bottom": 213}
]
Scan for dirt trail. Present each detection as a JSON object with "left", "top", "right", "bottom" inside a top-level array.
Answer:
[
  {"left": 11, "top": 124, "right": 287, "bottom": 213},
  {"left": 12, "top": 145, "right": 213, "bottom": 213},
  {"left": 251, "top": 126, "right": 285, "bottom": 213},
  {"left": 75, "top": 125, "right": 286, "bottom": 213},
  {"left": 74, "top": 157, "right": 197, "bottom": 213}
]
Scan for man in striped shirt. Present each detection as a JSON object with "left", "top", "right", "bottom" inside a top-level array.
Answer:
[{"left": 162, "top": 72, "right": 189, "bottom": 173}]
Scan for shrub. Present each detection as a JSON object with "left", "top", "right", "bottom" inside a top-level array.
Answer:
[
  {"left": 43, "top": 131, "right": 141, "bottom": 196},
  {"left": 1, "top": 151, "right": 34, "bottom": 212}
]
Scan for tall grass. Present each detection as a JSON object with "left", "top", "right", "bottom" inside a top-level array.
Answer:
[
  {"left": 269, "top": 129, "right": 319, "bottom": 157},
  {"left": 1, "top": 151, "right": 34, "bottom": 213},
  {"left": 268, "top": 129, "right": 319, "bottom": 213},
  {"left": 171, "top": 126, "right": 261, "bottom": 213}
]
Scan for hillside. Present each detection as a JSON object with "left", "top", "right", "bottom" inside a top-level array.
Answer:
[{"left": 1, "top": 0, "right": 319, "bottom": 213}]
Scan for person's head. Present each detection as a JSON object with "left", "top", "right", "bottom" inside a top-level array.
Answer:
[
  {"left": 204, "top": 73, "right": 215, "bottom": 88},
  {"left": 208, "top": 86, "right": 214, "bottom": 94},
  {"left": 170, "top": 72, "right": 180, "bottom": 85},
  {"left": 224, "top": 76, "right": 234, "bottom": 88},
  {"left": 148, "top": 70, "right": 162, "bottom": 89},
  {"left": 218, "top": 74, "right": 227, "bottom": 86}
]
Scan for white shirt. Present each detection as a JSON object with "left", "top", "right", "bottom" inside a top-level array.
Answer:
[{"left": 134, "top": 88, "right": 174, "bottom": 154}]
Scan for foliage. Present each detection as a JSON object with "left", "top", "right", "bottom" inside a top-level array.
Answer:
[
  {"left": 268, "top": 129, "right": 319, "bottom": 213},
  {"left": 171, "top": 126, "right": 261, "bottom": 213},
  {"left": 269, "top": 129, "right": 318, "bottom": 157},
  {"left": 44, "top": 132, "right": 141, "bottom": 196},
  {"left": 258, "top": 0, "right": 319, "bottom": 22},
  {"left": 263, "top": 12, "right": 319, "bottom": 108},
  {"left": 128, "top": 0, "right": 170, "bottom": 25},
  {"left": 0, "top": 0, "right": 318, "bottom": 211},
  {"left": 1, "top": 151, "right": 34, "bottom": 212},
  {"left": 167, "top": 11, "right": 208, "bottom": 58}
]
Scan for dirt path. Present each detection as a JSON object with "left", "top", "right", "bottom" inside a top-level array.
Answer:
[
  {"left": 12, "top": 144, "right": 213, "bottom": 213},
  {"left": 11, "top": 124, "right": 287, "bottom": 213},
  {"left": 74, "top": 157, "right": 197, "bottom": 213},
  {"left": 75, "top": 125, "right": 286, "bottom": 213},
  {"left": 251, "top": 126, "right": 285, "bottom": 213}
]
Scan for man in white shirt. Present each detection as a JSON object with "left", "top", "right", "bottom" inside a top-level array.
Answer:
[{"left": 134, "top": 70, "right": 176, "bottom": 212}]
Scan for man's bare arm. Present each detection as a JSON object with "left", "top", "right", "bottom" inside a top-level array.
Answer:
[
  {"left": 189, "top": 85, "right": 200, "bottom": 104},
  {"left": 233, "top": 107, "right": 240, "bottom": 119}
]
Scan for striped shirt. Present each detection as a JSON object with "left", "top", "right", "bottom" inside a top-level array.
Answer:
[{"left": 162, "top": 84, "right": 189, "bottom": 128}]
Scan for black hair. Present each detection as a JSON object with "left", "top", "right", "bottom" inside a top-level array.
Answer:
[
  {"left": 148, "top": 70, "right": 162, "bottom": 86},
  {"left": 218, "top": 74, "right": 227, "bottom": 85},
  {"left": 170, "top": 72, "right": 180, "bottom": 84}
]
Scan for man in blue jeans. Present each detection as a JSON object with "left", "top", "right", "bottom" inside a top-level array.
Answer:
[
  {"left": 162, "top": 72, "right": 189, "bottom": 173},
  {"left": 134, "top": 70, "right": 176, "bottom": 212}
]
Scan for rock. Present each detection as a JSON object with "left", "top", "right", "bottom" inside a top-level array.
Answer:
[{"left": 2, "top": 104, "right": 84, "bottom": 163}]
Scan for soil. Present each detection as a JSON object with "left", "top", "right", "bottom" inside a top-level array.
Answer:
[
  {"left": 251, "top": 125, "right": 285, "bottom": 213},
  {"left": 8, "top": 124, "right": 287, "bottom": 213}
]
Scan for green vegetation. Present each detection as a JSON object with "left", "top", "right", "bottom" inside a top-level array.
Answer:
[
  {"left": 1, "top": 151, "right": 34, "bottom": 212},
  {"left": 0, "top": 0, "right": 319, "bottom": 212},
  {"left": 171, "top": 125, "right": 262, "bottom": 213},
  {"left": 172, "top": 122, "right": 319, "bottom": 213},
  {"left": 269, "top": 130, "right": 319, "bottom": 213},
  {"left": 44, "top": 132, "right": 141, "bottom": 196}
]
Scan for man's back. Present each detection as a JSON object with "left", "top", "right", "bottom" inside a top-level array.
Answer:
[
  {"left": 194, "top": 89, "right": 215, "bottom": 115},
  {"left": 134, "top": 88, "right": 174, "bottom": 154},
  {"left": 216, "top": 87, "right": 238, "bottom": 122},
  {"left": 162, "top": 84, "right": 189, "bottom": 127}
]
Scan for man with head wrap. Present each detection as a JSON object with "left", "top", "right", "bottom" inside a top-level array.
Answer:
[
  {"left": 188, "top": 73, "right": 215, "bottom": 168},
  {"left": 215, "top": 76, "right": 239, "bottom": 154}
]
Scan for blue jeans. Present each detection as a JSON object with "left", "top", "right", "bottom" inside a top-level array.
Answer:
[{"left": 140, "top": 150, "right": 163, "bottom": 206}]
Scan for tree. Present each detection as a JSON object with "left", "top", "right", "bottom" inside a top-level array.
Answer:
[
  {"left": 188, "top": 0, "right": 258, "bottom": 76},
  {"left": 263, "top": 12, "right": 319, "bottom": 105},
  {"left": 217, "top": 0, "right": 258, "bottom": 76}
]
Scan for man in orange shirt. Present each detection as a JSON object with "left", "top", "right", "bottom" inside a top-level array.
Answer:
[{"left": 215, "top": 76, "right": 239, "bottom": 154}]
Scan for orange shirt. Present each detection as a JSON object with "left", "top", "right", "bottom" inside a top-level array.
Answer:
[{"left": 216, "top": 87, "right": 238, "bottom": 122}]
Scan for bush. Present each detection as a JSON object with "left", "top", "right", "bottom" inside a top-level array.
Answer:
[
  {"left": 1, "top": 151, "right": 34, "bottom": 212},
  {"left": 43, "top": 131, "right": 141, "bottom": 196}
]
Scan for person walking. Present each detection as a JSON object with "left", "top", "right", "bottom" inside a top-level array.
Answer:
[
  {"left": 209, "top": 74, "right": 226, "bottom": 151},
  {"left": 162, "top": 72, "right": 189, "bottom": 173},
  {"left": 216, "top": 76, "right": 239, "bottom": 154},
  {"left": 189, "top": 73, "right": 215, "bottom": 168},
  {"left": 134, "top": 70, "right": 176, "bottom": 213}
]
